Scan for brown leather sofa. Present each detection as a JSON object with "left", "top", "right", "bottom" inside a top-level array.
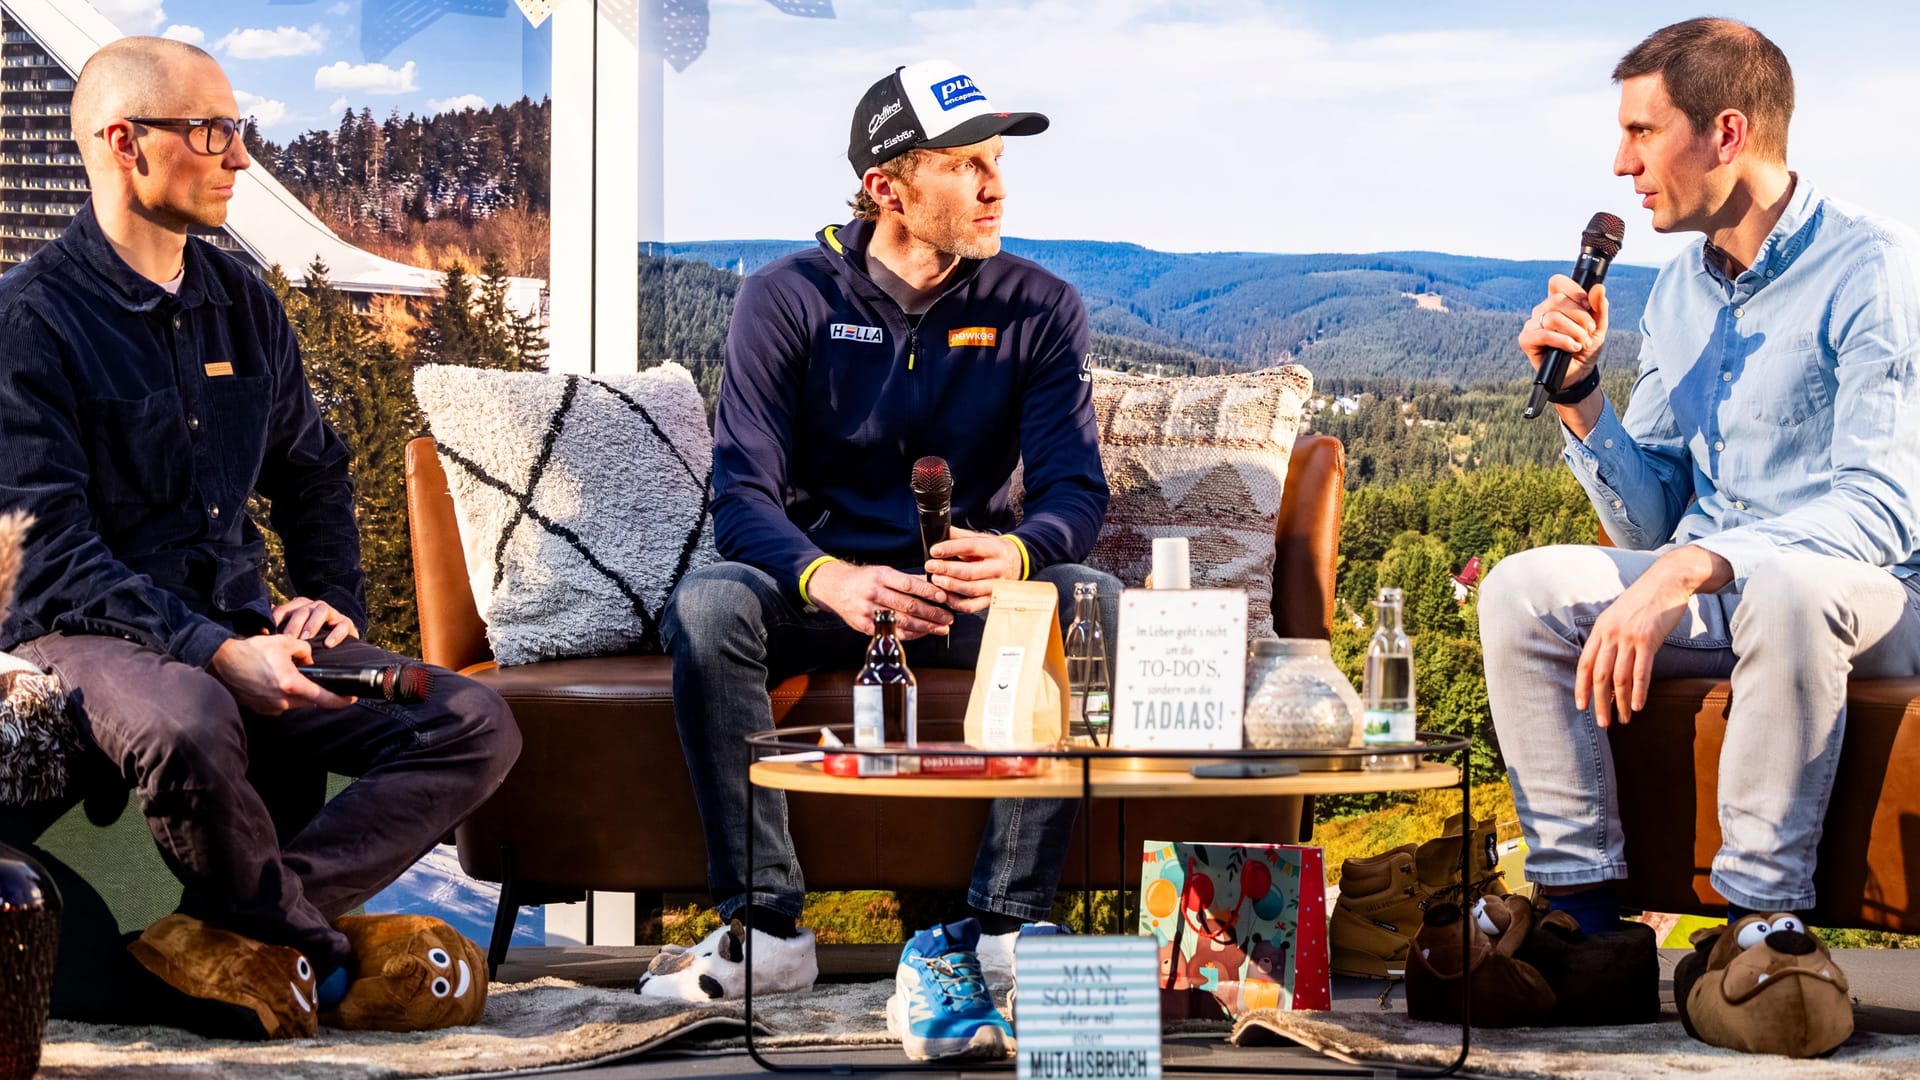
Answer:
[
  {"left": 1610, "top": 679, "right": 1920, "bottom": 933},
  {"left": 406, "top": 434, "right": 1350, "bottom": 969}
]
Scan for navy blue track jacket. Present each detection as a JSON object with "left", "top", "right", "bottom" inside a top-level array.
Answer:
[{"left": 710, "top": 217, "right": 1108, "bottom": 603}]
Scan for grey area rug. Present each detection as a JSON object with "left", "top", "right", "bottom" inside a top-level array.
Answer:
[
  {"left": 1234, "top": 1006, "right": 1920, "bottom": 1080},
  {"left": 38, "top": 978, "right": 900, "bottom": 1079}
]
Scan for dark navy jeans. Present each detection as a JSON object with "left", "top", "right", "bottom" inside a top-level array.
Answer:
[
  {"left": 11, "top": 633, "right": 520, "bottom": 973},
  {"left": 663, "top": 561, "right": 1121, "bottom": 923}
]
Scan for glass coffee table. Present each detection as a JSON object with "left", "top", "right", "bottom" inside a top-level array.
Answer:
[{"left": 740, "top": 730, "right": 1475, "bottom": 1077}]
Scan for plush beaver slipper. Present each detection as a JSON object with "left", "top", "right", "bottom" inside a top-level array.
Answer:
[
  {"left": 1512, "top": 907, "right": 1659, "bottom": 1026},
  {"left": 1405, "top": 895, "right": 1555, "bottom": 1027},
  {"left": 126, "top": 914, "right": 318, "bottom": 1040},
  {"left": 323, "top": 914, "right": 488, "bottom": 1031},
  {"left": 1674, "top": 913, "right": 1852, "bottom": 1057}
]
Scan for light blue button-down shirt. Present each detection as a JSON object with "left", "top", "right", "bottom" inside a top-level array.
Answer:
[{"left": 1565, "top": 177, "right": 1920, "bottom": 582}]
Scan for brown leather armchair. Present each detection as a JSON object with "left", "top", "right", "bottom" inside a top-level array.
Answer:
[
  {"left": 1608, "top": 679, "right": 1920, "bottom": 933},
  {"left": 406, "top": 434, "right": 1348, "bottom": 969},
  {"left": 1587, "top": 530, "right": 1920, "bottom": 933}
]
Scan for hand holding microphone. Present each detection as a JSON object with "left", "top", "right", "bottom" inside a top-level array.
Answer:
[
  {"left": 296, "top": 662, "right": 435, "bottom": 704},
  {"left": 1523, "top": 212, "right": 1626, "bottom": 419}
]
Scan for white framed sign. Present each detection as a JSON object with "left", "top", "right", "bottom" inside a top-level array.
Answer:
[
  {"left": 1111, "top": 589, "right": 1247, "bottom": 750},
  {"left": 1013, "top": 936, "right": 1162, "bottom": 1080}
]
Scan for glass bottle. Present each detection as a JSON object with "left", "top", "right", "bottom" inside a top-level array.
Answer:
[
  {"left": 1362, "top": 587, "right": 1418, "bottom": 771},
  {"left": 1063, "top": 582, "right": 1112, "bottom": 746},
  {"left": 853, "top": 608, "right": 916, "bottom": 776}
]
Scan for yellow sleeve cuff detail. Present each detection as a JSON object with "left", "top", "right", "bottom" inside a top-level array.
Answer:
[
  {"left": 1005, "top": 535, "right": 1032, "bottom": 581},
  {"left": 798, "top": 556, "right": 837, "bottom": 606}
]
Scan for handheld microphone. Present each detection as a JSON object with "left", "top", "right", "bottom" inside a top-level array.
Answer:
[
  {"left": 297, "top": 663, "right": 433, "bottom": 704},
  {"left": 1525, "top": 212, "right": 1626, "bottom": 419},
  {"left": 910, "top": 456, "right": 952, "bottom": 566}
]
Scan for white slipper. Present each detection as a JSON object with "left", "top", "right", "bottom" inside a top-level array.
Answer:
[{"left": 635, "top": 921, "right": 818, "bottom": 1002}]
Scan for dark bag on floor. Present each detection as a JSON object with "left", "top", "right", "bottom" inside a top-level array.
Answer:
[{"left": 1514, "top": 910, "right": 1660, "bottom": 1026}]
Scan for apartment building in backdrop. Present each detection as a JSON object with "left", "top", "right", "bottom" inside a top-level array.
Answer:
[{"left": 0, "top": 0, "right": 543, "bottom": 315}]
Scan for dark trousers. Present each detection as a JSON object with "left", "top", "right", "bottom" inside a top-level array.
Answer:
[
  {"left": 10, "top": 633, "right": 520, "bottom": 972},
  {"left": 663, "top": 560, "right": 1122, "bottom": 924}
]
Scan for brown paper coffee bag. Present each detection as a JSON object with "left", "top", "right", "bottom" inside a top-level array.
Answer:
[{"left": 964, "top": 580, "right": 1068, "bottom": 748}]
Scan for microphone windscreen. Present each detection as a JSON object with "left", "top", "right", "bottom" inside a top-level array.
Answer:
[
  {"left": 1582, "top": 212, "right": 1626, "bottom": 258},
  {"left": 911, "top": 456, "right": 952, "bottom": 498},
  {"left": 391, "top": 662, "right": 433, "bottom": 704}
]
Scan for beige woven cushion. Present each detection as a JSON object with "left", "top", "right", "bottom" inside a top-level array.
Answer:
[{"left": 1085, "top": 365, "right": 1313, "bottom": 639}]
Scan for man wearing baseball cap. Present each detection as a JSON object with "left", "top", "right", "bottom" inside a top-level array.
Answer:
[{"left": 646, "top": 60, "right": 1116, "bottom": 1061}]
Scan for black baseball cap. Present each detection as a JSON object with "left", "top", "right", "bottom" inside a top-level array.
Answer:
[{"left": 848, "top": 59, "right": 1049, "bottom": 176}]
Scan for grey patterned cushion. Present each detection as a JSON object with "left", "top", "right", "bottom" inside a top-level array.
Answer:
[
  {"left": 413, "top": 364, "right": 719, "bottom": 665},
  {"left": 1085, "top": 365, "right": 1313, "bottom": 639}
]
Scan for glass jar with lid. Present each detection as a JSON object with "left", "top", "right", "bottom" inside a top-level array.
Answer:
[{"left": 1243, "top": 637, "right": 1362, "bottom": 751}]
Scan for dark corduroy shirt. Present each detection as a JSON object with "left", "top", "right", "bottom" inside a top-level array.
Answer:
[{"left": 0, "top": 201, "right": 363, "bottom": 667}]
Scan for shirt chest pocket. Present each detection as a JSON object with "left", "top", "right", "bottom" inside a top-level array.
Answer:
[
  {"left": 1746, "top": 346, "right": 1835, "bottom": 427},
  {"left": 82, "top": 388, "right": 187, "bottom": 506},
  {"left": 204, "top": 375, "right": 272, "bottom": 469}
]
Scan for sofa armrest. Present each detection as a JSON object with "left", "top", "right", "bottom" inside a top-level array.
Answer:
[
  {"left": 1273, "top": 434, "right": 1345, "bottom": 640},
  {"left": 405, "top": 436, "right": 494, "bottom": 671}
]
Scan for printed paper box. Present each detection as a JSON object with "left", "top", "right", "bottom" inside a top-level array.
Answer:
[{"left": 1138, "top": 840, "right": 1330, "bottom": 1014}]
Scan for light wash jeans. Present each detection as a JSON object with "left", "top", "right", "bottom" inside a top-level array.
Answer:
[
  {"left": 662, "top": 560, "right": 1122, "bottom": 923},
  {"left": 1480, "top": 544, "right": 1920, "bottom": 911}
]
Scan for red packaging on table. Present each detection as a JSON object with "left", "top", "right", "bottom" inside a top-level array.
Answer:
[{"left": 821, "top": 744, "right": 1048, "bottom": 778}]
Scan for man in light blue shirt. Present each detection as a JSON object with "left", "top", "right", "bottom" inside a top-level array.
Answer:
[{"left": 1482, "top": 17, "right": 1920, "bottom": 934}]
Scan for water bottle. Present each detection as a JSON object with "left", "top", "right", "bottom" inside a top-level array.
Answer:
[
  {"left": 1063, "top": 582, "right": 1111, "bottom": 746},
  {"left": 1363, "top": 587, "right": 1417, "bottom": 771}
]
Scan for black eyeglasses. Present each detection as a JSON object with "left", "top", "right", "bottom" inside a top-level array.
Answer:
[{"left": 117, "top": 116, "right": 249, "bottom": 156}]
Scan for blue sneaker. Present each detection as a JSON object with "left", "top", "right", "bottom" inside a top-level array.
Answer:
[{"left": 884, "top": 918, "right": 1014, "bottom": 1061}]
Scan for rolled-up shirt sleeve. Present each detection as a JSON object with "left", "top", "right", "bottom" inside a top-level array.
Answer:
[
  {"left": 1561, "top": 327, "right": 1692, "bottom": 549},
  {"left": 1690, "top": 245, "right": 1920, "bottom": 579}
]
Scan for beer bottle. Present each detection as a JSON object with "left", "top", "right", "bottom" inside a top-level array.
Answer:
[{"left": 853, "top": 608, "right": 917, "bottom": 776}]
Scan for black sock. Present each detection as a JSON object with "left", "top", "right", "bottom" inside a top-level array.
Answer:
[
  {"left": 972, "top": 910, "right": 1025, "bottom": 936},
  {"left": 1547, "top": 883, "right": 1621, "bottom": 937},
  {"left": 740, "top": 906, "right": 800, "bottom": 939}
]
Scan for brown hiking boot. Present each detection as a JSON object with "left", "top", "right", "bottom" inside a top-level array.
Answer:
[
  {"left": 1416, "top": 812, "right": 1510, "bottom": 902},
  {"left": 1329, "top": 844, "right": 1429, "bottom": 979}
]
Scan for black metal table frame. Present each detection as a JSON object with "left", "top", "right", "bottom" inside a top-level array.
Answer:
[{"left": 739, "top": 729, "right": 1474, "bottom": 1078}]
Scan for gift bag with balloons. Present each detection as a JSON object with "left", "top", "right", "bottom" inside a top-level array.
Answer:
[{"left": 1138, "top": 840, "right": 1330, "bottom": 1015}]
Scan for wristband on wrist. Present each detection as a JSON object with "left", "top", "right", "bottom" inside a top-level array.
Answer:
[{"left": 1546, "top": 366, "right": 1602, "bottom": 405}]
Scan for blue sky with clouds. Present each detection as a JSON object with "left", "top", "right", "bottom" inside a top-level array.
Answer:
[
  {"left": 89, "top": 0, "right": 549, "bottom": 136},
  {"left": 83, "top": 1, "right": 1920, "bottom": 264},
  {"left": 659, "top": 1, "right": 1920, "bottom": 264}
]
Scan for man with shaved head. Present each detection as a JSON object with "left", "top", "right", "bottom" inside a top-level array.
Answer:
[{"left": 0, "top": 37, "right": 519, "bottom": 1033}]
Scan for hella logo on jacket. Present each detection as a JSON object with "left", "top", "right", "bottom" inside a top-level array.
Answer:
[{"left": 829, "top": 323, "right": 883, "bottom": 344}]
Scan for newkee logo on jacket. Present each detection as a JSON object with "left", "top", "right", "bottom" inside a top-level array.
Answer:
[{"left": 830, "top": 323, "right": 884, "bottom": 343}]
